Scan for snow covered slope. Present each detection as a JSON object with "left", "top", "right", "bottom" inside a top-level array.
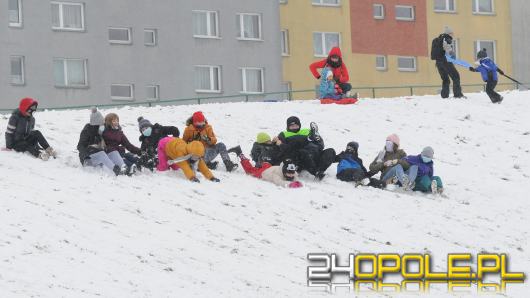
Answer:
[{"left": 1, "top": 92, "right": 529, "bottom": 297}]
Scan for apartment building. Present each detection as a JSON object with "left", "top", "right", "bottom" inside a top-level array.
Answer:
[
  {"left": 1, "top": 0, "right": 283, "bottom": 109},
  {"left": 510, "top": 0, "right": 530, "bottom": 86}
]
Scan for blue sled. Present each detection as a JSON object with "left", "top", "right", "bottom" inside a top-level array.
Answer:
[{"left": 445, "top": 54, "right": 472, "bottom": 68}]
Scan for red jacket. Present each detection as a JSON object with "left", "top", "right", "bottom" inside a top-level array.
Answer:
[{"left": 309, "top": 47, "right": 349, "bottom": 84}]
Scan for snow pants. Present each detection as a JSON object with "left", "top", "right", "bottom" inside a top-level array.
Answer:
[{"left": 436, "top": 60, "right": 464, "bottom": 98}]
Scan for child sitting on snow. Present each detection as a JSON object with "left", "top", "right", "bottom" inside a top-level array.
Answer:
[
  {"left": 227, "top": 146, "right": 302, "bottom": 188},
  {"left": 137, "top": 116, "right": 180, "bottom": 171},
  {"left": 101, "top": 113, "right": 142, "bottom": 174},
  {"left": 469, "top": 48, "right": 505, "bottom": 104},
  {"left": 163, "top": 138, "right": 220, "bottom": 183},
  {"left": 319, "top": 68, "right": 341, "bottom": 100},
  {"left": 336, "top": 141, "right": 383, "bottom": 188},
  {"left": 5, "top": 97, "right": 57, "bottom": 160},
  {"left": 403, "top": 146, "right": 444, "bottom": 194},
  {"left": 246, "top": 132, "right": 281, "bottom": 167},
  {"left": 369, "top": 134, "right": 415, "bottom": 190}
]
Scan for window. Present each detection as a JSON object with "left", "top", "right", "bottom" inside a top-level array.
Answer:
[
  {"left": 452, "top": 39, "right": 460, "bottom": 59},
  {"left": 111, "top": 84, "right": 134, "bottom": 100},
  {"left": 312, "top": 0, "right": 340, "bottom": 6},
  {"left": 237, "top": 13, "right": 262, "bottom": 40},
  {"left": 475, "top": 40, "right": 496, "bottom": 61},
  {"left": 109, "top": 27, "right": 132, "bottom": 44},
  {"left": 195, "top": 66, "right": 221, "bottom": 93},
  {"left": 144, "top": 29, "right": 157, "bottom": 46},
  {"left": 51, "top": 2, "right": 84, "bottom": 31},
  {"left": 395, "top": 5, "right": 415, "bottom": 21},
  {"left": 146, "top": 85, "right": 159, "bottom": 100},
  {"left": 10, "top": 56, "right": 25, "bottom": 85},
  {"left": 281, "top": 29, "right": 289, "bottom": 56},
  {"left": 193, "top": 10, "right": 219, "bottom": 38},
  {"left": 240, "top": 68, "right": 264, "bottom": 94},
  {"left": 53, "top": 58, "right": 88, "bottom": 87},
  {"left": 279, "top": 0, "right": 288, "bottom": 4},
  {"left": 313, "top": 32, "right": 340, "bottom": 57},
  {"left": 373, "top": 4, "right": 384, "bottom": 19},
  {"left": 434, "top": 0, "right": 456, "bottom": 12},
  {"left": 473, "top": 0, "right": 494, "bottom": 14},
  {"left": 375, "top": 55, "right": 387, "bottom": 71},
  {"left": 9, "top": 0, "right": 22, "bottom": 27},
  {"left": 397, "top": 57, "right": 417, "bottom": 72}
]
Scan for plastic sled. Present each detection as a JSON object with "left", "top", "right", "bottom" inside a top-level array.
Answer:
[{"left": 320, "top": 98, "right": 358, "bottom": 105}]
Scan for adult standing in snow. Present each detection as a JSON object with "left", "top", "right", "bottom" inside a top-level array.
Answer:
[
  {"left": 5, "top": 97, "right": 57, "bottom": 160},
  {"left": 468, "top": 48, "right": 505, "bottom": 103},
  {"left": 182, "top": 111, "right": 238, "bottom": 172},
  {"left": 275, "top": 116, "right": 336, "bottom": 180},
  {"left": 403, "top": 146, "right": 444, "bottom": 194},
  {"left": 369, "top": 134, "right": 415, "bottom": 190},
  {"left": 137, "top": 116, "right": 180, "bottom": 170},
  {"left": 77, "top": 108, "right": 127, "bottom": 175},
  {"left": 310, "top": 47, "right": 352, "bottom": 97},
  {"left": 431, "top": 26, "right": 465, "bottom": 99}
]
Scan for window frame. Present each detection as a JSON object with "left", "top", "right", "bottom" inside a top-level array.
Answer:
[
  {"left": 373, "top": 4, "right": 385, "bottom": 19},
  {"left": 313, "top": 31, "right": 341, "bottom": 58},
  {"left": 240, "top": 67, "right": 265, "bottom": 94},
  {"left": 8, "top": 0, "right": 23, "bottom": 27},
  {"left": 194, "top": 65, "right": 222, "bottom": 94},
  {"left": 144, "top": 29, "right": 157, "bottom": 46},
  {"left": 375, "top": 55, "right": 387, "bottom": 71},
  {"left": 192, "top": 10, "right": 220, "bottom": 39},
  {"left": 53, "top": 58, "right": 88, "bottom": 88},
  {"left": 395, "top": 5, "right": 415, "bottom": 21},
  {"left": 472, "top": 0, "right": 495, "bottom": 15},
  {"left": 434, "top": 0, "right": 456, "bottom": 13},
  {"left": 10, "top": 55, "right": 25, "bottom": 85},
  {"left": 146, "top": 85, "right": 160, "bottom": 101},
  {"left": 108, "top": 27, "right": 132, "bottom": 44},
  {"left": 281, "top": 29, "right": 290, "bottom": 56},
  {"left": 474, "top": 40, "right": 496, "bottom": 62},
  {"left": 312, "top": 0, "right": 340, "bottom": 7},
  {"left": 237, "top": 13, "right": 263, "bottom": 41},
  {"left": 397, "top": 56, "right": 417, "bottom": 72},
  {"left": 111, "top": 84, "right": 135, "bottom": 100},
  {"left": 51, "top": 1, "right": 85, "bottom": 32}
]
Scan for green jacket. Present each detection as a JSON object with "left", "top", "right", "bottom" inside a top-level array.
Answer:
[{"left": 369, "top": 149, "right": 409, "bottom": 178}]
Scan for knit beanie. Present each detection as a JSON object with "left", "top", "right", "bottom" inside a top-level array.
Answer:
[
  {"left": 137, "top": 116, "right": 153, "bottom": 132},
  {"left": 90, "top": 107, "right": 104, "bottom": 126},
  {"left": 256, "top": 132, "right": 271, "bottom": 144},
  {"left": 443, "top": 25, "right": 454, "bottom": 35},
  {"left": 477, "top": 48, "right": 488, "bottom": 60},
  {"left": 386, "top": 134, "right": 400, "bottom": 146},
  {"left": 421, "top": 146, "right": 434, "bottom": 159},
  {"left": 192, "top": 111, "right": 206, "bottom": 125}
]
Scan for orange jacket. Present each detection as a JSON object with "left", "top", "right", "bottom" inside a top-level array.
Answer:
[
  {"left": 164, "top": 138, "right": 213, "bottom": 180},
  {"left": 182, "top": 124, "right": 217, "bottom": 148}
]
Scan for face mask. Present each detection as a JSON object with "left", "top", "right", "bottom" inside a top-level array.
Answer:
[
  {"left": 142, "top": 127, "right": 152, "bottom": 137},
  {"left": 385, "top": 141, "right": 394, "bottom": 152},
  {"left": 422, "top": 156, "right": 432, "bottom": 163},
  {"left": 98, "top": 125, "right": 105, "bottom": 135}
]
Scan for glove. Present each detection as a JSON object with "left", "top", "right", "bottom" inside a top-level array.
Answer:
[
  {"left": 498, "top": 69, "right": 505, "bottom": 75},
  {"left": 210, "top": 177, "right": 220, "bottom": 182},
  {"left": 190, "top": 177, "right": 200, "bottom": 183},
  {"left": 384, "top": 160, "right": 397, "bottom": 167},
  {"left": 469, "top": 67, "right": 475, "bottom": 72},
  {"left": 288, "top": 181, "right": 303, "bottom": 188}
]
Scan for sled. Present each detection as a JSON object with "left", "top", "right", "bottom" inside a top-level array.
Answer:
[
  {"left": 445, "top": 54, "right": 472, "bottom": 68},
  {"left": 320, "top": 98, "right": 358, "bottom": 105},
  {"left": 1, "top": 147, "right": 12, "bottom": 151}
]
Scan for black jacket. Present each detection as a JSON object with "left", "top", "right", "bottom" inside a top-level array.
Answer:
[
  {"left": 77, "top": 124, "right": 105, "bottom": 164},
  {"left": 431, "top": 33, "right": 453, "bottom": 62},
  {"left": 5, "top": 109, "right": 35, "bottom": 149},
  {"left": 250, "top": 142, "right": 281, "bottom": 167},
  {"left": 139, "top": 123, "right": 179, "bottom": 153}
]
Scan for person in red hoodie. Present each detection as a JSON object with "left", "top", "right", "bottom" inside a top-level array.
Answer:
[{"left": 309, "top": 47, "right": 352, "bottom": 97}]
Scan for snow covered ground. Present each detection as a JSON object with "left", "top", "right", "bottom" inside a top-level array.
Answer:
[{"left": 0, "top": 91, "right": 529, "bottom": 297}]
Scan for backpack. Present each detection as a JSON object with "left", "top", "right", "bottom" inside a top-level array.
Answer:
[{"left": 430, "top": 36, "right": 443, "bottom": 60}]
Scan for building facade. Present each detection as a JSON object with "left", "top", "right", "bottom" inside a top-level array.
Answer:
[
  {"left": 1, "top": 0, "right": 283, "bottom": 109},
  {"left": 280, "top": 0, "right": 515, "bottom": 98},
  {"left": 510, "top": 0, "right": 530, "bottom": 86}
]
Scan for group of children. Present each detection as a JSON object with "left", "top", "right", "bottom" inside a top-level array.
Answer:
[{"left": 4, "top": 98, "right": 444, "bottom": 194}]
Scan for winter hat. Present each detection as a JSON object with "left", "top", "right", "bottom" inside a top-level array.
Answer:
[
  {"left": 256, "top": 132, "right": 271, "bottom": 144},
  {"left": 477, "top": 48, "right": 488, "bottom": 59},
  {"left": 19, "top": 97, "right": 38, "bottom": 116},
  {"left": 386, "top": 134, "right": 400, "bottom": 146},
  {"left": 421, "top": 146, "right": 434, "bottom": 159},
  {"left": 346, "top": 141, "right": 359, "bottom": 152},
  {"left": 192, "top": 111, "right": 206, "bottom": 125},
  {"left": 443, "top": 25, "right": 454, "bottom": 35},
  {"left": 286, "top": 116, "right": 301, "bottom": 128},
  {"left": 137, "top": 116, "right": 153, "bottom": 132},
  {"left": 326, "top": 69, "right": 334, "bottom": 78},
  {"left": 90, "top": 107, "right": 105, "bottom": 126}
]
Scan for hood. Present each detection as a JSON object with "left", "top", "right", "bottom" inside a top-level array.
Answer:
[
  {"left": 19, "top": 97, "right": 38, "bottom": 117},
  {"left": 328, "top": 47, "right": 342, "bottom": 59}
]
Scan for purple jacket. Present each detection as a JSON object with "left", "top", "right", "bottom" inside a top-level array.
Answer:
[
  {"left": 102, "top": 127, "right": 141, "bottom": 156},
  {"left": 404, "top": 155, "right": 433, "bottom": 177}
]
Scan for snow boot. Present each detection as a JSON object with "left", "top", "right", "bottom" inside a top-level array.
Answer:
[
  {"left": 402, "top": 176, "right": 412, "bottom": 191},
  {"left": 315, "top": 171, "right": 326, "bottom": 181},
  {"left": 126, "top": 164, "right": 137, "bottom": 176},
  {"left": 309, "top": 122, "right": 322, "bottom": 143},
  {"left": 223, "top": 159, "right": 238, "bottom": 172},
  {"left": 206, "top": 161, "right": 218, "bottom": 170},
  {"left": 431, "top": 179, "right": 442, "bottom": 194},
  {"left": 113, "top": 165, "right": 122, "bottom": 176},
  {"left": 227, "top": 145, "right": 242, "bottom": 157},
  {"left": 38, "top": 151, "right": 50, "bottom": 161},
  {"left": 45, "top": 147, "right": 57, "bottom": 159}
]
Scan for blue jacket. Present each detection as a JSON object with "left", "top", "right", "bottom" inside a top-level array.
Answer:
[
  {"left": 404, "top": 155, "right": 433, "bottom": 178},
  {"left": 319, "top": 69, "right": 341, "bottom": 99},
  {"left": 336, "top": 152, "right": 367, "bottom": 174},
  {"left": 473, "top": 58, "right": 498, "bottom": 82}
]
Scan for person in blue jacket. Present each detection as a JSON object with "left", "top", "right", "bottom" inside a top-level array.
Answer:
[
  {"left": 403, "top": 146, "right": 443, "bottom": 194},
  {"left": 319, "top": 68, "right": 341, "bottom": 100},
  {"left": 336, "top": 141, "right": 383, "bottom": 188},
  {"left": 469, "top": 48, "right": 505, "bottom": 103}
]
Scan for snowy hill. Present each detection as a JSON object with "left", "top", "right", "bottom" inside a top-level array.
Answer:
[{"left": 1, "top": 92, "right": 529, "bottom": 297}]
